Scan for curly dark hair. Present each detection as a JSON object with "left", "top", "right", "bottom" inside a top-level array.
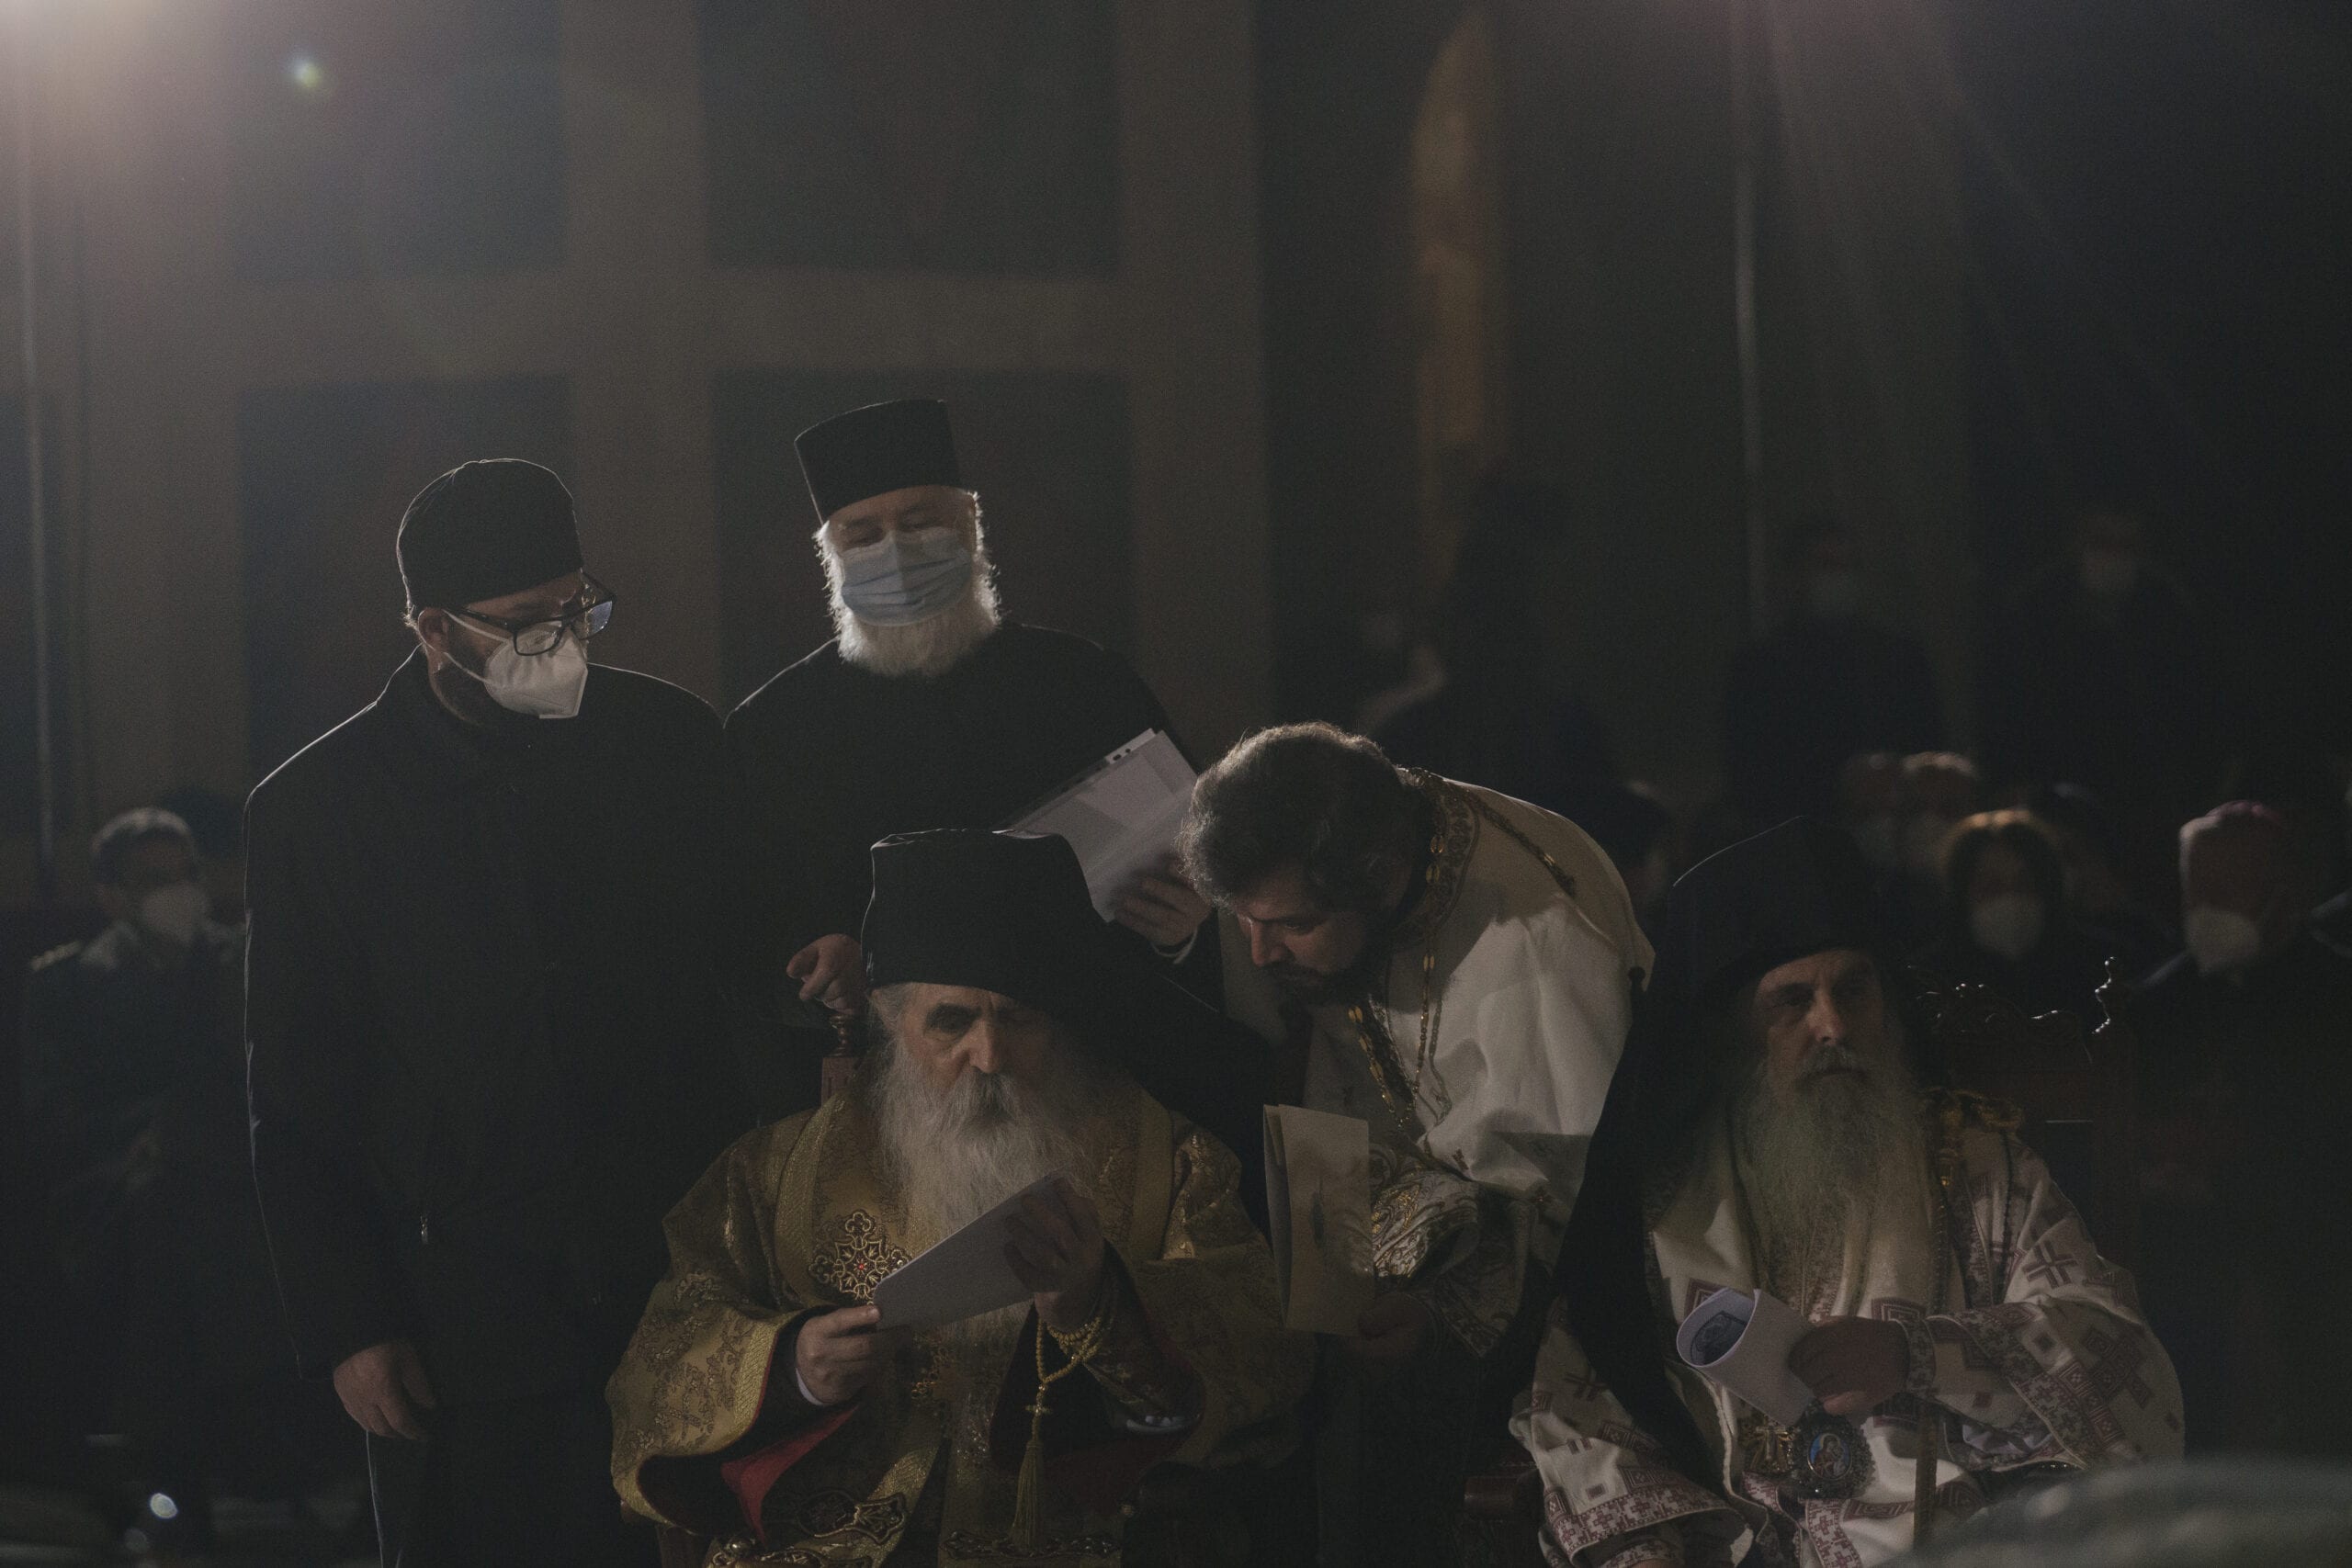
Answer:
[{"left": 1179, "top": 723, "right": 1421, "bottom": 912}]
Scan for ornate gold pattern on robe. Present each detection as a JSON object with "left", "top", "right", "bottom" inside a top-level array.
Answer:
[{"left": 607, "top": 1081, "right": 1309, "bottom": 1567}]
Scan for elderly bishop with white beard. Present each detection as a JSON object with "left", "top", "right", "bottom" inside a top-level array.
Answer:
[
  {"left": 1518, "top": 819, "right": 2179, "bottom": 1568},
  {"left": 728, "top": 400, "right": 1218, "bottom": 1067},
  {"left": 607, "top": 829, "right": 1306, "bottom": 1566}
]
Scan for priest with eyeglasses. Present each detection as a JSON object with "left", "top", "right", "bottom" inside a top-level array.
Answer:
[{"left": 245, "top": 458, "right": 752, "bottom": 1565}]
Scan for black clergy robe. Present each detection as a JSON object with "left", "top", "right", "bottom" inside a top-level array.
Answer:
[{"left": 729, "top": 626, "right": 1215, "bottom": 1045}]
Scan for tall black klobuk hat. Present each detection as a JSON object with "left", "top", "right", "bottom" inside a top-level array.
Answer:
[{"left": 862, "top": 829, "right": 1270, "bottom": 1221}]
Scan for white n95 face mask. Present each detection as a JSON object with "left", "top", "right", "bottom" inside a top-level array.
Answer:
[
  {"left": 1969, "top": 893, "right": 2046, "bottom": 963},
  {"left": 137, "top": 881, "right": 211, "bottom": 947},
  {"left": 2183, "top": 905, "right": 2263, "bottom": 976},
  {"left": 834, "top": 529, "right": 976, "bottom": 626},
  {"left": 454, "top": 622, "right": 591, "bottom": 719}
]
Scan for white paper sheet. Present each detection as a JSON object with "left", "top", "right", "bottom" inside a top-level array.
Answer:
[
  {"left": 1262, "top": 1105, "right": 1377, "bottom": 1337},
  {"left": 1003, "top": 729, "right": 1197, "bottom": 921},
  {"left": 869, "top": 1174, "right": 1062, "bottom": 1331},
  {"left": 1673, "top": 1285, "right": 1815, "bottom": 1426}
]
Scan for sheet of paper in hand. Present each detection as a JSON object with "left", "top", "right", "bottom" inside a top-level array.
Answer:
[
  {"left": 1674, "top": 1285, "right": 1815, "bottom": 1425},
  {"left": 870, "top": 1174, "right": 1064, "bottom": 1331},
  {"left": 1262, "top": 1105, "right": 1377, "bottom": 1337},
  {"left": 1002, "top": 729, "right": 1197, "bottom": 921}
]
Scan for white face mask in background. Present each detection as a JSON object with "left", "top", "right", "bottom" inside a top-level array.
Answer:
[
  {"left": 137, "top": 881, "right": 211, "bottom": 948},
  {"left": 2183, "top": 905, "right": 2264, "bottom": 976},
  {"left": 452, "top": 620, "right": 591, "bottom": 719},
  {"left": 1969, "top": 893, "right": 2047, "bottom": 963}
]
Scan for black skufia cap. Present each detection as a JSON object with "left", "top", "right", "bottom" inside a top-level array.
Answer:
[
  {"left": 795, "top": 399, "right": 961, "bottom": 520},
  {"left": 862, "top": 829, "right": 1270, "bottom": 1220},
  {"left": 397, "top": 458, "right": 582, "bottom": 612}
]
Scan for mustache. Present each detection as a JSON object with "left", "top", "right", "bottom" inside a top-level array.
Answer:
[{"left": 1796, "top": 1043, "right": 1871, "bottom": 1084}]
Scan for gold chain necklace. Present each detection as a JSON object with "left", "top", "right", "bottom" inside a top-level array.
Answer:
[{"left": 1345, "top": 815, "right": 1449, "bottom": 1125}]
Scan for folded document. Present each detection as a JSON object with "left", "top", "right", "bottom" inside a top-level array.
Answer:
[
  {"left": 1674, "top": 1285, "right": 1815, "bottom": 1426},
  {"left": 1003, "top": 729, "right": 1196, "bottom": 921},
  {"left": 870, "top": 1174, "right": 1061, "bottom": 1331}
]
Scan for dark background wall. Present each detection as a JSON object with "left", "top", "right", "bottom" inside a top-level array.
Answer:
[
  {"left": 1257, "top": 0, "right": 2349, "bottom": 810},
  {"left": 4, "top": 0, "right": 2350, "bottom": 896},
  {"left": 1953, "top": 0, "right": 2352, "bottom": 772}
]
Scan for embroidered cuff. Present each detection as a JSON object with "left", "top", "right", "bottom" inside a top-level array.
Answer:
[{"left": 1592, "top": 1524, "right": 1683, "bottom": 1568}]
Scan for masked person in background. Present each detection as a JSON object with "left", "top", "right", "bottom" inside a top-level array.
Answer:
[
  {"left": 1978, "top": 502, "right": 2228, "bottom": 896},
  {"left": 2131, "top": 801, "right": 2352, "bottom": 1450},
  {"left": 1721, "top": 517, "right": 1945, "bottom": 834},
  {"left": 26, "top": 807, "right": 346, "bottom": 1531},
  {"left": 245, "top": 458, "right": 751, "bottom": 1566},
  {"left": 728, "top": 400, "right": 1218, "bottom": 1108},
  {"left": 1911, "top": 809, "right": 2115, "bottom": 1022}
]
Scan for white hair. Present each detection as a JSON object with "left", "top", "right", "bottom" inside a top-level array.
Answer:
[
  {"left": 815, "top": 498, "right": 1002, "bottom": 679},
  {"left": 860, "top": 984, "right": 1111, "bottom": 1346}
]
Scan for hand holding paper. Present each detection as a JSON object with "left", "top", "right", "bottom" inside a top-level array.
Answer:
[
  {"left": 1003, "top": 730, "right": 1198, "bottom": 921},
  {"left": 1674, "top": 1286, "right": 1815, "bottom": 1426},
  {"left": 1002, "top": 1173, "right": 1109, "bottom": 1332},
  {"left": 795, "top": 1303, "right": 910, "bottom": 1406},
  {"left": 1790, "top": 1317, "right": 1910, "bottom": 1417},
  {"left": 871, "top": 1174, "right": 1068, "bottom": 1332},
  {"left": 1261, "top": 1105, "right": 1377, "bottom": 1337}
]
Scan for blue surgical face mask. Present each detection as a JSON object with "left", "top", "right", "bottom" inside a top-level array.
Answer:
[{"left": 833, "top": 527, "right": 976, "bottom": 626}]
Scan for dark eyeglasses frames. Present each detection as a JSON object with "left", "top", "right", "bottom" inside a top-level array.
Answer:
[{"left": 455, "top": 578, "right": 616, "bottom": 656}]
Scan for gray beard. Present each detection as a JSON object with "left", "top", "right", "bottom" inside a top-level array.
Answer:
[
  {"left": 1731, "top": 1041, "right": 1929, "bottom": 1295},
  {"left": 863, "top": 1027, "right": 1106, "bottom": 1348},
  {"left": 820, "top": 534, "right": 1003, "bottom": 680}
]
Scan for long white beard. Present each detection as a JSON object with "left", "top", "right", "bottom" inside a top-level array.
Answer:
[
  {"left": 820, "top": 529, "right": 1003, "bottom": 679},
  {"left": 864, "top": 1028, "right": 1106, "bottom": 1347},
  {"left": 1732, "top": 1040, "right": 1930, "bottom": 1300}
]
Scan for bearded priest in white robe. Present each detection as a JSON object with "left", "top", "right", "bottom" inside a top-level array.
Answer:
[
  {"left": 607, "top": 830, "right": 1308, "bottom": 1566},
  {"left": 1518, "top": 818, "right": 2180, "bottom": 1568},
  {"left": 1182, "top": 723, "right": 1652, "bottom": 1564}
]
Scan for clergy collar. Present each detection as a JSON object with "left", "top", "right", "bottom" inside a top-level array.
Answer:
[{"left": 1385, "top": 770, "right": 1475, "bottom": 953}]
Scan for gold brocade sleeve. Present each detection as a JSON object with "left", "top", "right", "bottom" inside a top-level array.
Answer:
[
  {"left": 1125, "top": 1117, "right": 1315, "bottom": 1470},
  {"left": 606, "top": 1111, "right": 815, "bottom": 1529}
]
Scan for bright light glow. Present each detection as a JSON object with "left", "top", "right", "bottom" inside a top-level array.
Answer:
[
  {"left": 147, "top": 1491, "right": 179, "bottom": 1521},
  {"left": 288, "top": 51, "right": 328, "bottom": 96}
]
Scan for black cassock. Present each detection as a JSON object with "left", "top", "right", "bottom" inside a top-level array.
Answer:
[{"left": 729, "top": 623, "right": 1225, "bottom": 1094}]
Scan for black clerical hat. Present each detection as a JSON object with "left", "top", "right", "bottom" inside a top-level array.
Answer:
[
  {"left": 865, "top": 829, "right": 1107, "bottom": 1035},
  {"left": 795, "top": 399, "right": 962, "bottom": 520},
  {"left": 1657, "top": 815, "right": 1886, "bottom": 1012},
  {"left": 397, "top": 458, "right": 582, "bottom": 612},
  {"left": 862, "top": 829, "right": 1270, "bottom": 1210}
]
